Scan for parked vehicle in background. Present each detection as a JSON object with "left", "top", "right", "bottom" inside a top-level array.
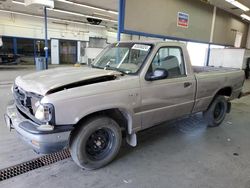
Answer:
[
  {"left": 0, "top": 53, "right": 20, "bottom": 64},
  {"left": 0, "top": 43, "right": 20, "bottom": 64},
  {"left": 4, "top": 41, "right": 245, "bottom": 169}
]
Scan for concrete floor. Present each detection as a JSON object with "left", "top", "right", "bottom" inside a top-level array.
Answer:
[{"left": 1, "top": 66, "right": 250, "bottom": 188}]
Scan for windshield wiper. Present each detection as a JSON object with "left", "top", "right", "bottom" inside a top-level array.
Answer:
[
  {"left": 91, "top": 64, "right": 103, "bottom": 69},
  {"left": 104, "top": 65, "right": 126, "bottom": 75},
  {"left": 91, "top": 64, "right": 126, "bottom": 74}
]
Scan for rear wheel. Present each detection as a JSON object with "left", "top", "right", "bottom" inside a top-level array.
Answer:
[
  {"left": 69, "top": 116, "right": 122, "bottom": 170},
  {"left": 203, "top": 95, "right": 228, "bottom": 127}
]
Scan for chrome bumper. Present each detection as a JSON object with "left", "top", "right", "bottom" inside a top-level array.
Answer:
[{"left": 4, "top": 103, "right": 71, "bottom": 154}]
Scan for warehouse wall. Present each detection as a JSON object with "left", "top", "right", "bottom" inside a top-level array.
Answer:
[
  {"left": 0, "top": 12, "right": 129, "bottom": 42},
  {"left": 247, "top": 25, "right": 250, "bottom": 49},
  {"left": 213, "top": 9, "right": 249, "bottom": 47},
  {"left": 124, "top": 0, "right": 213, "bottom": 42},
  {"left": 123, "top": 0, "right": 250, "bottom": 47},
  {"left": 0, "top": 12, "right": 132, "bottom": 64}
]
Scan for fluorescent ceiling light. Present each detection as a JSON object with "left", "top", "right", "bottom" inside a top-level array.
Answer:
[
  {"left": 48, "top": 8, "right": 117, "bottom": 23},
  {"left": 12, "top": 0, "right": 25, "bottom": 5},
  {"left": 225, "top": 0, "right": 250, "bottom": 12},
  {"left": 12, "top": 0, "right": 117, "bottom": 23},
  {"left": 0, "top": 9, "right": 106, "bottom": 28},
  {"left": 108, "top": 10, "right": 118, "bottom": 14},
  {"left": 55, "top": 0, "right": 118, "bottom": 15},
  {"left": 12, "top": 0, "right": 118, "bottom": 15},
  {"left": 241, "top": 14, "right": 250, "bottom": 21}
]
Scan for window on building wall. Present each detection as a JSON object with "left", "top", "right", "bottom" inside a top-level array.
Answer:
[
  {"left": 17, "top": 38, "right": 35, "bottom": 64},
  {"left": 165, "top": 39, "right": 187, "bottom": 44},
  {"left": 187, "top": 42, "right": 209, "bottom": 66},
  {"left": 17, "top": 38, "right": 34, "bottom": 56},
  {"left": 0, "top": 37, "right": 13, "bottom": 54},
  {"left": 210, "top": 44, "right": 225, "bottom": 49},
  {"left": 16, "top": 38, "right": 52, "bottom": 64},
  {"left": 89, "top": 37, "right": 108, "bottom": 48}
]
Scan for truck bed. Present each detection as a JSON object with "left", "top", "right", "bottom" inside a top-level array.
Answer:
[
  {"left": 193, "top": 66, "right": 240, "bottom": 73},
  {"left": 191, "top": 65, "right": 244, "bottom": 113}
]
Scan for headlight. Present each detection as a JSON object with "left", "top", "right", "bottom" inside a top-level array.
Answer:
[{"left": 35, "top": 103, "right": 53, "bottom": 122}]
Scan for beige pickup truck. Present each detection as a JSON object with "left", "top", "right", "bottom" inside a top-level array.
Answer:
[{"left": 4, "top": 41, "right": 245, "bottom": 169}]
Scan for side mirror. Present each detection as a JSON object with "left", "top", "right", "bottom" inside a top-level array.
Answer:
[{"left": 145, "top": 68, "right": 168, "bottom": 81}]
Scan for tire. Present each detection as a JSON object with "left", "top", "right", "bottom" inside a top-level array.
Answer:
[
  {"left": 245, "top": 69, "right": 249, "bottom": 79},
  {"left": 203, "top": 95, "right": 228, "bottom": 127},
  {"left": 69, "top": 116, "right": 122, "bottom": 170}
]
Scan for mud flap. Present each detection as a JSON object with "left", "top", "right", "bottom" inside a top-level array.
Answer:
[
  {"left": 227, "top": 102, "right": 231, "bottom": 113},
  {"left": 126, "top": 133, "right": 137, "bottom": 147}
]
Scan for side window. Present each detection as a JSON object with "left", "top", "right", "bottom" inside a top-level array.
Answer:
[{"left": 151, "top": 47, "right": 185, "bottom": 78}]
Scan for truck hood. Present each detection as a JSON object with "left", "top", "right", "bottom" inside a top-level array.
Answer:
[{"left": 15, "top": 67, "right": 121, "bottom": 96}]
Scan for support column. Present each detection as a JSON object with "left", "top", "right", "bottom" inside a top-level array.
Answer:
[
  {"left": 207, "top": 6, "right": 217, "bottom": 67},
  {"left": 210, "top": 6, "right": 217, "bottom": 43},
  {"left": 77, "top": 41, "right": 81, "bottom": 63},
  {"left": 51, "top": 39, "right": 59, "bottom": 65},
  {"left": 117, "top": 0, "right": 125, "bottom": 41},
  {"left": 44, "top": 6, "right": 49, "bottom": 69},
  {"left": 246, "top": 24, "right": 250, "bottom": 49},
  {"left": 206, "top": 44, "right": 211, "bottom": 66},
  {"left": 13, "top": 38, "right": 17, "bottom": 55}
]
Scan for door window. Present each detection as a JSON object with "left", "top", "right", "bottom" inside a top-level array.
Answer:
[{"left": 149, "top": 47, "right": 186, "bottom": 78}]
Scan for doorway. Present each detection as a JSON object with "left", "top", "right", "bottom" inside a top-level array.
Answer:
[{"left": 59, "top": 40, "right": 77, "bottom": 64}]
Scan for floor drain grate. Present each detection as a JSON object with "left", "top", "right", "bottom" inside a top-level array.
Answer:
[{"left": 0, "top": 149, "right": 71, "bottom": 181}]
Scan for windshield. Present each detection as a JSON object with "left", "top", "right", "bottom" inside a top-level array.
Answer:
[{"left": 92, "top": 43, "right": 152, "bottom": 74}]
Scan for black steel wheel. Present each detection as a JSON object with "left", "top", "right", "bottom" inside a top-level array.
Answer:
[
  {"left": 69, "top": 116, "right": 122, "bottom": 170},
  {"left": 86, "top": 128, "right": 115, "bottom": 161},
  {"left": 203, "top": 95, "right": 228, "bottom": 127},
  {"left": 213, "top": 102, "right": 226, "bottom": 123}
]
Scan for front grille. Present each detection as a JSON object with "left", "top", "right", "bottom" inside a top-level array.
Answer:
[
  {"left": 13, "top": 84, "right": 56, "bottom": 125},
  {"left": 13, "top": 84, "right": 42, "bottom": 122},
  {"left": 13, "top": 85, "right": 32, "bottom": 113}
]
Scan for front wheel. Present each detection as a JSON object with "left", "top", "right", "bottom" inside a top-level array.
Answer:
[
  {"left": 245, "top": 68, "right": 249, "bottom": 79},
  {"left": 69, "top": 116, "right": 122, "bottom": 170},
  {"left": 203, "top": 95, "right": 228, "bottom": 127}
]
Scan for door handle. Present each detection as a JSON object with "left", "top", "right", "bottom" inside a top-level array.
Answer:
[{"left": 184, "top": 82, "right": 192, "bottom": 88}]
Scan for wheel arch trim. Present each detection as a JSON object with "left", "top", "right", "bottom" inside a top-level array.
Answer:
[{"left": 74, "top": 107, "right": 135, "bottom": 135}]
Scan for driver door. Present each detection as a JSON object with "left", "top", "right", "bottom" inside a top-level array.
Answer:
[{"left": 139, "top": 46, "right": 196, "bottom": 129}]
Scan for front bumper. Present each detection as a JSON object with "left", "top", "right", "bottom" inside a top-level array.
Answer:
[{"left": 4, "top": 103, "right": 72, "bottom": 154}]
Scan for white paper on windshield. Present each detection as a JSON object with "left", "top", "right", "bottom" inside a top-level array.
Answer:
[{"left": 132, "top": 44, "right": 151, "bottom": 51}]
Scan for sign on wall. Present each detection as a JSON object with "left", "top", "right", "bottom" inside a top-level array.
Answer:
[{"left": 177, "top": 12, "right": 189, "bottom": 28}]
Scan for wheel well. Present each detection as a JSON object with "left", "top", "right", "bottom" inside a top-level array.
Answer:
[
  {"left": 216, "top": 87, "right": 232, "bottom": 97},
  {"left": 205, "top": 87, "right": 232, "bottom": 112},
  {"left": 74, "top": 109, "right": 128, "bottom": 133}
]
